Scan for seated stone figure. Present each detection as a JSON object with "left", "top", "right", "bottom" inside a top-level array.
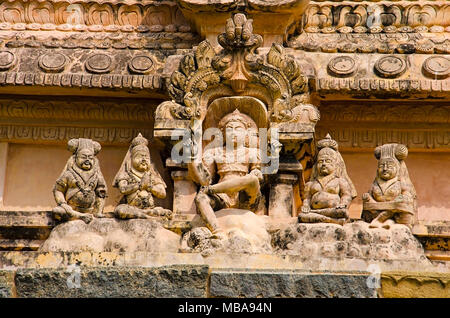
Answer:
[
  {"left": 298, "top": 134, "right": 357, "bottom": 225},
  {"left": 188, "top": 109, "right": 264, "bottom": 238},
  {"left": 362, "top": 143, "right": 417, "bottom": 229},
  {"left": 113, "top": 133, "right": 172, "bottom": 220},
  {"left": 53, "top": 138, "right": 107, "bottom": 223}
]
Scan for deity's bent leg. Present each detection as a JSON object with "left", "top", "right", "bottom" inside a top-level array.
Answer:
[
  {"left": 195, "top": 192, "right": 220, "bottom": 235},
  {"left": 298, "top": 212, "right": 346, "bottom": 225},
  {"left": 314, "top": 208, "right": 349, "bottom": 219},
  {"left": 115, "top": 204, "right": 149, "bottom": 219},
  {"left": 394, "top": 212, "right": 413, "bottom": 227},
  {"left": 369, "top": 211, "right": 394, "bottom": 229},
  {"left": 209, "top": 174, "right": 260, "bottom": 205},
  {"left": 52, "top": 206, "right": 70, "bottom": 222}
]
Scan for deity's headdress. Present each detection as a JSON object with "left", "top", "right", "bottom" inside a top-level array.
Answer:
[
  {"left": 67, "top": 138, "right": 101, "bottom": 155},
  {"left": 57, "top": 138, "right": 102, "bottom": 179},
  {"left": 374, "top": 143, "right": 416, "bottom": 198},
  {"left": 311, "top": 134, "right": 357, "bottom": 198},
  {"left": 112, "top": 133, "right": 165, "bottom": 188},
  {"left": 218, "top": 109, "right": 258, "bottom": 131}
]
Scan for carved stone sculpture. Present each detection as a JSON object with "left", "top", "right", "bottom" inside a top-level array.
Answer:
[
  {"left": 188, "top": 109, "right": 264, "bottom": 238},
  {"left": 113, "top": 133, "right": 172, "bottom": 220},
  {"left": 362, "top": 143, "right": 417, "bottom": 229},
  {"left": 298, "top": 134, "right": 357, "bottom": 225},
  {"left": 52, "top": 138, "right": 107, "bottom": 223}
]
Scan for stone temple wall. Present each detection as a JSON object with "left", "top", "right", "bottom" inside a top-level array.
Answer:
[{"left": 0, "top": 0, "right": 449, "bottom": 298}]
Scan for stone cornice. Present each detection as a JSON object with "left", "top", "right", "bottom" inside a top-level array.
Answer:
[
  {"left": 300, "top": 1, "right": 450, "bottom": 35},
  {"left": 0, "top": 0, "right": 191, "bottom": 33}
]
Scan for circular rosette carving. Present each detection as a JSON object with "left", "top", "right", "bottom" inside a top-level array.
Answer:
[
  {"left": 128, "top": 55, "right": 154, "bottom": 74},
  {"left": 327, "top": 56, "right": 356, "bottom": 77},
  {"left": 38, "top": 53, "right": 68, "bottom": 73},
  {"left": 85, "top": 53, "right": 114, "bottom": 74},
  {"left": 374, "top": 55, "right": 406, "bottom": 79},
  {"left": 0, "top": 50, "right": 16, "bottom": 71},
  {"left": 422, "top": 56, "right": 450, "bottom": 80}
]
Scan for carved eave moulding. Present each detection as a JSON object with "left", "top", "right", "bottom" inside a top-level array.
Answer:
[
  {"left": 155, "top": 13, "right": 318, "bottom": 148},
  {"left": 301, "top": 1, "right": 450, "bottom": 35},
  {"left": 176, "top": 0, "right": 311, "bottom": 46}
]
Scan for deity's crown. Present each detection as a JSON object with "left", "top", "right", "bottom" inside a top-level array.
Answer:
[
  {"left": 131, "top": 133, "right": 148, "bottom": 148},
  {"left": 317, "top": 134, "right": 338, "bottom": 152},
  {"left": 375, "top": 143, "right": 408, "bottom": 162},
  {"left": 218, "top": 109, "right": 257, "bottom": 130}
]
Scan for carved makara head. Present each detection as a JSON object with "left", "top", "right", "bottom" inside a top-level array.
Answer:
[
  {"left": 218, "top": 109, "right": 257, "bottom": 146},
  {"left": 67, "top": 138, "right": 101, "bottom": 171},
  {"left": 130, "top": 133, "right": 151, "bottom": 172}
]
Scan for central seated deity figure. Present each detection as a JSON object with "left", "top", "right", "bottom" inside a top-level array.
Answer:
[
  {"left": 298, "top": 134, "right": 356, "bottom": 225},
  {"left": 188, "top": 109, "right": 263, "bottom": 238},
  {"left": 113, "top": 133, "right": 172, "bottom": 220}
]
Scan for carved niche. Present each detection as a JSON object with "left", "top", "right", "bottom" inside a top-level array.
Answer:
[{"left": 154, "top": 13, "right": 320, "bottom": 218}]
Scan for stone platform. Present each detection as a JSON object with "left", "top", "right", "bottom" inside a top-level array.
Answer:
[{"left": 0, "top": 252, "right": 449, "bottom": 298}]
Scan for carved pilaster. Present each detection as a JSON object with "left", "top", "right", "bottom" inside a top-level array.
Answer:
[{"left": 268, "top": 174, "right": 298, "bottom": 218}]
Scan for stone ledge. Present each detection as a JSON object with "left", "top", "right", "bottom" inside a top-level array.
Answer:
[
  {"left": 381, "top": 271, "right": 450, "bottom": 298},
  {"left": 209, "top": 269, "right": 376, "bottom": 298},
  {"left": 0, "top": 270, "right": 15, "bottom": 298},
  {"left": 14, "top": 265, "right": 209, "bottom": 298},
  {"left": 1, "top": 252, "right": 449, "bottom": 273}
]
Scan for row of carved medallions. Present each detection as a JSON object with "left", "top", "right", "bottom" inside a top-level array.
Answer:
[
  {"left": 327, "top": 55, "right": 450, "bottom": 79},
  {"left": 288, "top": 33, "right": 450, "bottom": 54},
  {"left": 302, "top": 3, "right": 450, "bottom": 34},
  {"left": 0, "top": 48, "right": 165, "bottom": 76},
  {"left": 0, "top": 1, "right": 191, "bottom": 32},
  {"left": 0, "top": 32, "right": 199, "bottom": 50}
]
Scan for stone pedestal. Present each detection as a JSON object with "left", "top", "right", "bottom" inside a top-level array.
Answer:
[
  {"left": 171, "top": 170, "right": 197, "bottom": 215},
  {"left": 268, "top": 174, "right": 298, "bottom": 218}
]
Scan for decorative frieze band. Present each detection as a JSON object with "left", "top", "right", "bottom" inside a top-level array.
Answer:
[
  {"left": 289, "top": 32, "right": 450, "bottom": 54},
  {"left": 303, "top": 2, "right": 450, "bottom": 34},
  {"left": 0, "top": 71, "right": 162, "bottom": 90},
  {"left": 316, "top": 128, "right": 450, "bottom": 151},
  {"left": 313, "top": 77, "right": 450, "bottom": 96},
  {"left": 316, "top": 101, "right": 450, "bottom": 150},
  {"left": 0, "top": 97, "right": 157, "bottom": 144},
  {"left": 0, "top": 125, "right": 154, "bottom": 145},
  {"left": 0, "top": 1, "right": 191, "bottom": 33}
]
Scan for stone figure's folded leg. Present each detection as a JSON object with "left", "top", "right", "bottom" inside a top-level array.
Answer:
[
  {"left": 369, "top": 211, "right": 393, "bottom": 229},
  {"left": 52, "top": 205, "right": 70, "bottom": 222},
  {"left": 394, "top": 212, "right": 413, "bottom": 228},
  {"left": 195, "top": 192, "right": 221, "bottom": 237},
  {"left": 382, "top": 219, "right": 395, "bottom": 230},
  {"left": 315, "top": 208, "right": 348, "bottom": 219},
  {"left": 361, "top": 210, "right": 377, "bottom": 223},
  {"left": 114, "top": 204, "right": 149, "bottom": 219},
  {"left": 209, "top": 174, "right": 260, "bottom": 205},
  {"left": 145, "top": 207, "right": 174, "bottom": 220},
  {"left": 299, "top": 212, "right": 346, "bottom": 225}
]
